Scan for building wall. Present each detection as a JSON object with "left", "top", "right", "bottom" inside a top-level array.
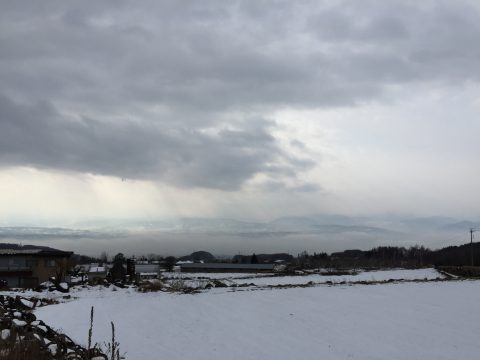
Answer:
[
  {"left": 33, "top": 257, "right": 69, "bottom": 284},
  {"left": 0, "top": 255, "right": 70, "bottom": 288},
  {"left": 180, "top": 267, "right": 275, "bottom": 273},
  {"left": 1, "top": 275, "right": 23, "bottom": 287},
  {"left": 0, "top": 256, "right": 29, "bottom": 269},
  {"left": 0, "top": 256, "right": 33, "bottom": 287}
]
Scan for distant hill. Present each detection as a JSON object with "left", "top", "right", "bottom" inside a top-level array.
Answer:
[
  {"left": 178, "top": 251, "right": 216, "bottom": 262},
  {"left": 0, "top": 243, "right": 59, "bottom": 251},
  {"left": 0, "top": 227, "right": 101, "bottom": 239},
  {"left": 7, "top": 214, "right": 478, "bottom": 238},
  {"left": 267, "top": 217, "right": 394, "bottom": 235}
]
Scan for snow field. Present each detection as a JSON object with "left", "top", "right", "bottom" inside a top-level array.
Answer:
[
  {"left": 166, "top": 268, "right": 444, "bottom": 288},
  {"left": 232, "top": 268, "right": 444, "bottom": 286},
  {"left": 35, "top": 280, "right": 480, "bottom": 360}
]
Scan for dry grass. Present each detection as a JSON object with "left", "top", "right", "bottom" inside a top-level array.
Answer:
[
  {"left": 0, "top": 339, "right": 51, "bottom": 360},
  {"left": 0, "top": 304, "right": 121, "bottom": 359}
]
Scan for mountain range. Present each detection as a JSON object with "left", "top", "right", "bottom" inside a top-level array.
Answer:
[{"left": 0, "top": 215, "right": 478, "bottom": 239}]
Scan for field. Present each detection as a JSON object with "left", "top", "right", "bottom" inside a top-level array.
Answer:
[
  {"left": 20, "top": 269, "right": 478, "bottom": 360},
  {"left": 168, "top": 268, "right": 444, "bottom": 286}
]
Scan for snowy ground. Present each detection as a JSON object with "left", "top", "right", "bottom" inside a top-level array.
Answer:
[
  {"left": 166, "top": 268, "right": 444, "bottom": 287},
  {"left": 30, "top": 271, "right": 479, "bottom": 360},
  {"left": 162, "top": 272, "right": 269, "bottom": 279},
  {"left": 234, "top": 268, "right": 444, "bottom": 286}
]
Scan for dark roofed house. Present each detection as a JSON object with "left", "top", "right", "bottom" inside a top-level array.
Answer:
[
  {"left": 0, "top": 247, "right": 73, "bottom": 288},
  {"left": 179, "top": 263, "right": 284, "bottom": 273},
  {"left": 135, "top": 263, "right": 160, "bottom": 280}
]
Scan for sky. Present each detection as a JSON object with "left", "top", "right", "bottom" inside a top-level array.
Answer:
[{"left": 1, "top": 1, "right": 480, "bottom": 254}]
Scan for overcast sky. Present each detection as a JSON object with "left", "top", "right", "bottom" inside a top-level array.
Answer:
[{"left": 1, "top": 0, "right": 480, "bottom": 227}]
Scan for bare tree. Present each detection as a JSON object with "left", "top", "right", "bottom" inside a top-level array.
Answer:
[{"left": 164, "top": 256, "right": 176, "bottom": 272}]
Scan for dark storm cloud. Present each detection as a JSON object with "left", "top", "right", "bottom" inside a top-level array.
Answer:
[
  {"left": 0, "top": 94, "right": 311, "bottom": 190},
  {"left": 1, "top": 0, "right": 480, "bottom": 189}
]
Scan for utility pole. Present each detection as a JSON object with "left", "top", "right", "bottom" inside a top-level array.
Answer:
[{"left": 470, "top": 228, "right": 478, "bottom": 267}]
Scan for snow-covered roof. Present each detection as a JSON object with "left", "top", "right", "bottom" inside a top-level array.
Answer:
[{"left": 89, "top": 266, "right": 106, "bottom": 273}]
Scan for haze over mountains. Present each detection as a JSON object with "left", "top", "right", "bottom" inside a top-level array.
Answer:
[{"left": 0, "top": 215, "right": 477, "bottom": 257}]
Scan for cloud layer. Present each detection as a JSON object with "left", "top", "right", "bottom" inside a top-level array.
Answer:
[
  {"left": 1, "top": 0, "right": 480, "bottom": 190},
  {"left": 0, "top": 94, "right": 314, "bottom": 189}
]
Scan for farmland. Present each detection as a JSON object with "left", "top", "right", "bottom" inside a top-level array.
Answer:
[{"left": 18, "top": 269, "right": 479, "bottom": 360}]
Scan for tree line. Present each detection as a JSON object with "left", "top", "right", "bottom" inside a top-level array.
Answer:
[{"left": 296, "top": 242, "right": 480, "bottom": 269}]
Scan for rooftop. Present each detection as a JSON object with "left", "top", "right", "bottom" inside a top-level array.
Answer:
[
  {"left": 179, "top": 263, "right": 276, "bottom": 270},
  {"left": 89, "top": 266, "right": 106, "bottom": 273}
]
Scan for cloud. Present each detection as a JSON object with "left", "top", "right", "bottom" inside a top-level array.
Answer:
[
  {"left": 305, "top": 1, "right": 480, "bottom": 86},
  {"left": 1, "top": 0, "right": 480, "bottom": 191},
  {"left": 0, "top": 94, "right": 312, "bottom": 190},
  {"left": 1, "top": 1, "right": 479, "bottom": 112}
]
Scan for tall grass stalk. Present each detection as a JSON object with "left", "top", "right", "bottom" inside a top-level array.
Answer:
[{"left": 87, "top": 306, "right": 94, "bottom": 352}]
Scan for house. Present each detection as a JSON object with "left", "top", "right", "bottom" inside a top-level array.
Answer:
[
  {"left": 134, "top": 263, "right": 160, "bottom": 280},
  {"left": 74, "top": 263, "right": 110, "bottom": 283},
  {"left": 0, "top": 247, "right": 73, "bottom": 288},
  {"left": 87, "top": 263, "right": 109, "bottom": 283},
  {"left": 179, "top": 263, "right": 284, "bottom": 273}
]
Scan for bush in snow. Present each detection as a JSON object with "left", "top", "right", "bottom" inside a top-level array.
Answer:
[{"left": 138, "top": 279, "right": 163, "bottom": 292}]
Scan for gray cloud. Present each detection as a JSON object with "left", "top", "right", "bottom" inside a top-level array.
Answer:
[
  {"left": 1, "top": 1, "right": 479, "bottom": 110},
  {"left": 1, "top": 1, "right": 480, "bottom": 189},
  {"left": 0, "top": 94, "right": 313, "bottom": 190},
  {"left": 257, "top": 180, "right": 321, "bottom": 193}
]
